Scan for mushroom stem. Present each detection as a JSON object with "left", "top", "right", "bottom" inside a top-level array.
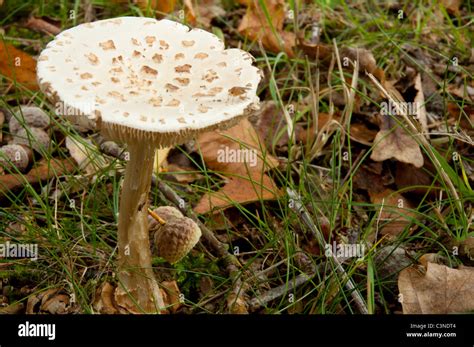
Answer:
[{"left": 117, "top": 141, "right": 165, "bottom": 313}]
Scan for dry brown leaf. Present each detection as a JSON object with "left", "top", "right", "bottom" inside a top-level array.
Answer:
[
  {"left": 398, "top": 262, "right": 474, "bottom": 314},
  {"left": 0, "top": 158, "right": 76, "bottom": 197},
  {"left": 93, "top": 282, "right": 119, "bottom": 314},
  {"left": 112, "top": 0, "right": 176, "bottom": 14},
  {"left": 227, "top": 292, "right": 249, "bottom": 314},
  {"left": 26, "top": 288, "right": 70, "bottom": 314},
  {"left": 0, "top": 108, "right": 4, "bottom": 142},
  {"left": 413, "top": 74, "right": 428, "bottom": 136},
  {"left": 167, "top": 162, "right": 202, "bottom": 183},
  {"left": 0, "top": 42, "right": 38, "bottom": 91},
  {"left": 348, "top": 122, "right": 378, "bottom": 145},
  {"left": 440, "top": 0, "right": 462, "bottom": 15},
  {"left": 370, "top": 114, "right": 424, "bottom": 168},
  {"left": 341, "top": 47, "right": 385, "bottom": 82},
  {"left": 41, "top": 293, "right": 70, "bottom": 314},
  {"left": 296, "top": 41, "right": 333, "bottom": 61},
  {"left": 194, "top": 118, "right": 281, "bottom": 214},
  {"left": 153, "top": 147, "right": 170, "bottom": 172},
  {"left": 297, "top": 43, "right": 385, "bottom": 82},
  {"left": 0, "top": 302, "right": 24, "bottom": 314},
  {"left": 394, "top": 161, "right": 439, "bottom": 198},
  {"left": 253, "top": 101, "right": 296, "bottom": 148},
  {"left": 194, "top": 174, "right": 280, "bottom": 214},
  {"left": 197, "top": 118, "right": 279, "bottom": 174},
  {"left": 160, "top": 280, "right": 182, "bottom": 313},
  {"left": 369, "top": 189, "right": 418, "bottom": 237},
  {"left": 238, "top": 0, "right": 295, "bottom": 56},
  {"left": 184, "top": 0, "right": 225, "bottom": 27},
  {"left": 65, "top": 136, "right": 107, "bottom": 175}
]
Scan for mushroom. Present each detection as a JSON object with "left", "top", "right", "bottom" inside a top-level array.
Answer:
[{"left": 36, "top": 17, "right": 261, "bottom": 313}]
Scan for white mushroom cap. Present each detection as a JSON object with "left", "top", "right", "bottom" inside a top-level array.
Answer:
[{"left": 37, "top": 17, "right": 261, "bottom": 147}]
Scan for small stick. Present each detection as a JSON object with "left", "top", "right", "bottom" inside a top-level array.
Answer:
[
  {"left": 249, "top": 269, "right": 317, "bottom": 311},
  {"left": 286, "top": 188, "right": 369, "bottom": 314},
  {"left": 148, "top": 208, "right": 166, "bottom": 225}
]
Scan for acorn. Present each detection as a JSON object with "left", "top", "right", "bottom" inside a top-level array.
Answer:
[
  {"left": 0, "top": 144, "right": 33, "bottom": 172},
  {"left": 9, "top": 106, "right": 50, "bottom": 135},
  {"left": 153, "top": 216, "right": 202, "bottom": 264},
  {"left": 12, "top": 127, "right": 50, "bottom": 154}
]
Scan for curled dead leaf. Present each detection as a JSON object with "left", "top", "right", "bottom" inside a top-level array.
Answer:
[
  {"left": 0, "top": 42, "right": 38, "bottom": 91},
  {"left": 238, "top": 0, "right": 295, "bottom": 56},
  {"left": 369, "top": 189, "right": 418, "bottom": 237},
  {"left": 398, "top": 262, "right": 474, "bottom": 314},
  {"left": 370, "top": 114, "right": 424, "bottom": 168},
  {"left": 160, "top": 280, "right": 182, "bottom": 313},
  {"left": 93, "top": 282, "right": 120, "bottom": 314},
  {"left": 195, "top": 118, "right": 281, "bottom": 214}
]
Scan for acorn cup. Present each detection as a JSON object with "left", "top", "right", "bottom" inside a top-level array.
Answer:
[{"left": 151, "top": 206, "right": 202, "bottom": 264}]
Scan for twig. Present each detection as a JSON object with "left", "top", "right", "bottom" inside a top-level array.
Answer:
[
  {"left": 286, "top": 188, "right": 369, "bottom": 314},
  {"left": 248, "top": 267, "right": 317, "bottom": 311}
]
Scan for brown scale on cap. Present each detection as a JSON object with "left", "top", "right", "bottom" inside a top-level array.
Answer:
[
  {"left": 152, "top": 54, "right": 163, "bottom": 63},
  {"left": 174, "top": 78, "right": 190, "bottom": 86},
  {"left": 145, "top": 36, "right": 156, "bottom": 46},
  {"left": 175, "top": 64, "right": 191, "bottom": 73},
  {"left": 194, "top": 52, "right": 208, "bottom": 59},
  {"left": 140, "top": 65, "right": 158, "bottom": 77},
  {"left": 99, "top": 40, "right": 116, "bottom": 50},
  {"left": 85, "top": 53, "right": 99, "bottom": 65},
  {"left": 80, "top": 73, "right": 93, "bottom": 79}
]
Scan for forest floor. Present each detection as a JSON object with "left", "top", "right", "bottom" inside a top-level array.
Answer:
[{"left": 0, "top": 0, "right": 473, "bottom": 314}]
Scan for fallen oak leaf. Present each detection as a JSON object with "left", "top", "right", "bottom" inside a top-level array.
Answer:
[
  {"left": 194, "top": 173, "right": 281, "bottom": 214},
  {"left": 184, "top": 0, "right": 225, "bottom": 28},
  {"left": 369, "top": 188, "right": 419, "bottom": 237},
  {"left": 160, "top": 280, "right": 182, "bottom": 313},
  {"left": 413, "top": 74, "right": 428, "bottom": 137},
  {"left": 238, "top": 0, "right": 295, "bottom": 56},
  {"left": 197, "top": 118, "right": 279, "bottom": 174},
  {"left": 398, "top": 262, "right": 474, "bottom": 314},
  {"left": 195, "top": 118, "right": 281, "bottom": 214},
  {"left": 370, "top": 114, "right": 424, "bottom": 168},
  {"left": 0, "top": 158, "right": 76, "bottom": 197},
  {"left": 297, "top": 42, "right": 385, "bottom": 82},
  {"left": 65, "top": 136, "right": 108, "bottom": 175},
  {"left": 93, "top": 282, "right": 120, "bottom": 314},
  {"left": 111, "top": 0, "right": 176, "bottom": 14},
  {"left": 0, "top": 42, "right": 38, "bottom": 91},
  {"left": 340, "top": 47, "right": 385, "bottom": 82}
]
